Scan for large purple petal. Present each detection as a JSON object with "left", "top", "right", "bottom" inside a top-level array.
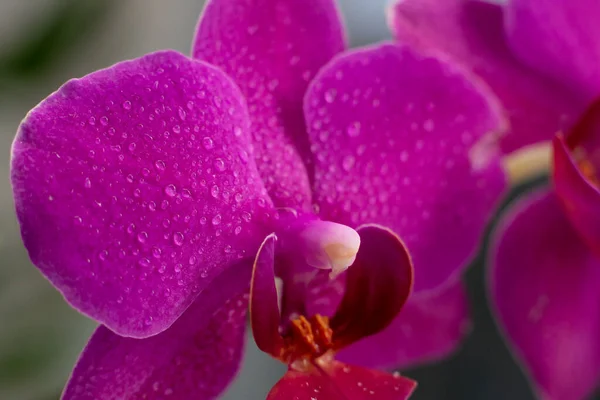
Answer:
[
  {"left": 489, "top": 189, "right": 600, "bottom": 400},
  {"left": 505, "top": 0, "right": 600, "bottom": 100},
  {"left": 62, "top": 262, "right": 251, "bottom": 400},
  {"left": 389, "top": 0, "right": 586, "bottom": 153},
  {"left": 337, "top": 281, "right": 470, "bottom": 370},
  {"left": 11, "top": 50, "right": 274, "bottom": 337},
  {"left": 306, "top": 43, "right": 506, "bottom": 292},
  {"left": 268, "top": 361, "right": 416, "bottom": 400},
  {"left": 193, "top": 0, "right": 346, "bottom": 210}
]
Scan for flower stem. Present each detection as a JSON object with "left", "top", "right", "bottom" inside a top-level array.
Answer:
[{"left": 502, "top": 141, "right": 552, "bottom": 186}]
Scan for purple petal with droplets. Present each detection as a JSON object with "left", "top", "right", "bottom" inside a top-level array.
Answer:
[
  {"left": 250, "top": 233, "right": 285, "bottom": 358},
  {"left": 306, "top": 43, "right": 506, "bottom": 292},
  {"left": 389, "top": 0, "right": 586, "bottom": 153},
  {"left": 62, "top": 262, "right": 250, "bottom": 400},
  {"left": 338, "top": 281, "right": 470, "bottom": 370},
  {"left": 11, "top": 50, "right": 274, "bottom": 337},
  {"left": 267, "top": 361, "right": 416, "bottom": 400},
  {"left": 489, "top": 190, "right": 600, "bottom": 400},
  {"left": 193, "top": 0, "right": 346, "bottom": 210},
  {"left": 331, "top": 225, "right": 414, "bottom": 350},
  {"left": 506, "top": 0, "right": 600, "bottom": 100}
]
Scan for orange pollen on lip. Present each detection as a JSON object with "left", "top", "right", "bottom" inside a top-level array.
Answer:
[
  {"left": 573, "top": 147, "right": 600, "bottom": 186},
  {"left": 280, "top": 314, "right": 334, "bottom": 363}
]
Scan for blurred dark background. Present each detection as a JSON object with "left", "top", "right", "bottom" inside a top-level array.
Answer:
[{"left": 0, "top": 1, "right": 585, "bottom": 399}]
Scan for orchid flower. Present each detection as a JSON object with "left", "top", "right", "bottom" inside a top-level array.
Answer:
[
  {"left": 10, "top": 0, "right": 507, "bottom": 398},
  {"left": 390, "top": 0, "right": 600, "bottom": 398}
]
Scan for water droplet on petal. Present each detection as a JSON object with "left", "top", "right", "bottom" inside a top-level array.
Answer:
[
  {"left": 137, "top": 231, "right": 148, "bottom": 244},
  {"left": 122, "top": 101, "right": 132, "bottom": 110},
  {"left": 346, "top": 121, "right": 361, "bottom": 137},
  {"left": 155, "top": 160, "right": 166, "bottom": 171},
  {"left": 164, "top": 184, "right": 177, "bottom": 197},
  {"left": 173, "top": 232, "right": 184, "bottom": 246},
  {"left": 212, "top": 214, "right": 222, "bottom": 225},
  {"left": 202, "top": 137, "right": 214, "bottom": 150},
  {"left": 84, "top": 177, "right": 92, "bottom": 188},
  {"left": 342, "top": 155, "right": 355, "bottom": 171},
  {"left": 214, "top": 158, "right": 225, "bottom": 172}
]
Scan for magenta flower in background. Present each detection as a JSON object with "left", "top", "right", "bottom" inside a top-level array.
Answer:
[
  {"left": 10, "top": 0, "right": 507, "bottom": 398},
  {"left": 390, "top": 0, "right": 600, "bottom": 398}
]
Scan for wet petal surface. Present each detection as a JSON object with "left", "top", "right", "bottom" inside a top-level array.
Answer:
[
  {"left": 389, "top": 0, "right": 586, "bottom": 153},
  {"left": 306, "top": 43, "right": 506, "bottom": 292},
  {"left": 267, "top": 361, "right": 416, "bottom": 400},
  {"left": 338, "top": 281, "right": 470, "bottom": 370},
  {"left": 62, "top": 262, "right": 251, "bottom": 400},
  {"left": 489, "top": 189, "right": 600, "bottom": 400},
  {"left": 193, "top": 0, "right": 346, "bottom": 210},
  {"left": 10, "top": 50, "right": 274, "bottom": 337}
]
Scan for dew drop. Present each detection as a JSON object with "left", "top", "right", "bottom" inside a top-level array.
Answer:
[
  {"left": 346, "top": 121, "right": 361, "bottom": 137},
  {"left": 233, "top": 126, "right": 243, "bottom": 137},
  {"left": 212, "top": 214, "right": 222, "bottom": 225},
  {"left": 178, "top": 107, "right": 187, "bottom": 120},
  {"left": 202, "top": 137, "right": 214, "bottom": 150},
  {"left": 164, "top": 184, "right": 177, "bottom": 197},
  {"left": 155, "top": 160, "right": 166, "bottom": 171},
  {"left": 324, "top": 89, "right": 336, "bottom": 103},
  {"left": 138, "top": 258, "right": 150, "bottom": 267},
  {"left": 137, "top": 231, "right": 148, "bottom": 244},
  {"left": 122, "top": 100, "right": 132, "bottom": 110},
  {"left": 210, "top": 185, "right": 220, "bottom": 198},
  {"left": 100, "top": 116, "right": 109, "bottom": 126},
  {"left": 342, "top": 155, "right": 355, "bottom": 171},
  {"left": 84, "top": 177, "right": 92, "bottom": 188},
  {"left": 214, "top": 158, "right": 226, "bottom": 171},
  {"left": 98, "top": 250, "right": 108, "bottom": 261},
  {"left": 173, "top": 232, "right": 184, "bottom": 246},
  {"left": 152, "top": 247, "right": 162, "bottom": 258}
]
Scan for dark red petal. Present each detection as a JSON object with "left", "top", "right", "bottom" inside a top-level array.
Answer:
[
  {"left": 250, "top": 233, "right": 285, "bottom": 357},
  {"left": 553, "top": 99, "right": 600, "bottom": 255},
  {"left": 267, "top": 361, "right": 416, "bottom": 400},
  {"left": 330, "top": 225, "right": 413, "bottom": 349}
]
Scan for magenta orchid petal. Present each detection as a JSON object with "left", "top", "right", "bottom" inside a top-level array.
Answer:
[
  {"left": 62, "top": 262, "right": 251, "bottom": 400},
  {"left": 389, "top": 0, "right": 586, "bottom": 153},
  {"left": 337, "top": 281, "right": 470, "bottom": 370},
  {"left": 505, "top": 0, "right": 600, "bottom": 100},
  {"left": 331, "top": 225, "right": 413, "bottom": 350},
  {"left": 10, "top": 50, "right": 275, "bottom": 338},
  {"left": 193, "top": 0, "right": 346, "bottom": 210},
  {"left": 250, "top": 233, "right": 285, "bottom": 358},
  {"left": 489, "top": 189, "right": 600, "bottom": 400},
  {"left": 306, "top": 43, "right": 506, "bottom": 292},
  {"left": 267, "top": 361, "right": 416, "bottom": 400}
]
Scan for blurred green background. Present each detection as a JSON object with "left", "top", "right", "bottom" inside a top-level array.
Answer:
[{"left": 0, "top": 1, "right": 584, "bottom": 399}]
